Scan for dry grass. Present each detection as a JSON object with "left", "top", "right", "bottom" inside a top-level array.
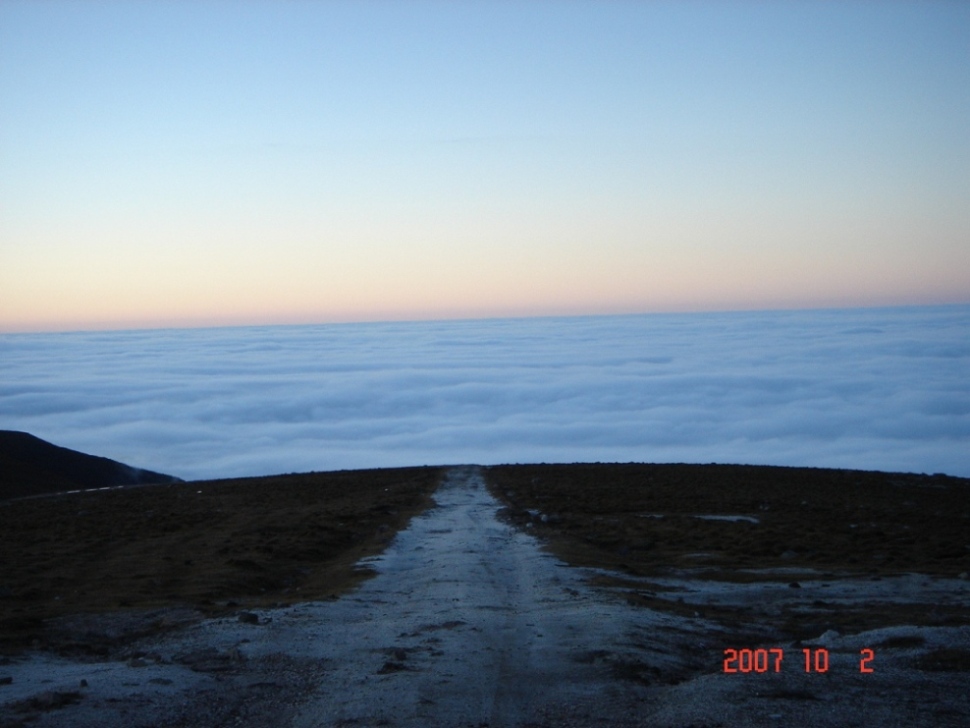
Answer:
[
  {"left": 486, "top": 463, "right": 970, "bottom": 579},
  {"left": 0, "top": 467, "right": 442, "bottom": 652}
]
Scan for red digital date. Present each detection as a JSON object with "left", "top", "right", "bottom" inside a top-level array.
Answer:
[
  {"left": 723, "top": 647, "right": 875, "bottom": 673},
  {"left": 723, "top": 648, "right": 784, "bottom": 673}
]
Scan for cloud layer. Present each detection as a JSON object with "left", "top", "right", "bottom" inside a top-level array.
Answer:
[{"left": 1, "top": 306, "right": 968, "bottom": 481}]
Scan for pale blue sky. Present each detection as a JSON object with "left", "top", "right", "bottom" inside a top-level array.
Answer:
[{"left": 1, "top": 1, "right": 968, "bottom": 331}]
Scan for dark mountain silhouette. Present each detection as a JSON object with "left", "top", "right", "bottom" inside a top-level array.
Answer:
[{"left": 0, "top": 430, "right": 182, "bottom": 500}]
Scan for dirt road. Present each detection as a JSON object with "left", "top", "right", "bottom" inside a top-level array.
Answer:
[{"left": 281, "top": 465, "right": 682, "bottom": 727}]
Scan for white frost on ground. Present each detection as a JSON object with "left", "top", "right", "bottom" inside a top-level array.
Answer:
[{"left": 2, "top": 466, "right": 969, "bottom": 727}]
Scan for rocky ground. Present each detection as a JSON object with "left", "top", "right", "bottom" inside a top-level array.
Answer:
[{"left": 1, "top": 463, "right": 968, "bottom": 727}]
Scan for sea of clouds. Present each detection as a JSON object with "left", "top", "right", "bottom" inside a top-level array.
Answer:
[{"left": 1, "top": 306, "right": 968, "bottom": 481}]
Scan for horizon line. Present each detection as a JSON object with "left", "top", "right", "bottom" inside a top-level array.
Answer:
[{"left": 3, "top": 299, "right": 968, "bottom": 336}]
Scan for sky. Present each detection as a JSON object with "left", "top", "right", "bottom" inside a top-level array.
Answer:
[
  {"left": 1, "top": 1, "right": 968, "bottom": 333},
  {"left": 1, "top": 307, "right": 967, "bottom": 478}
]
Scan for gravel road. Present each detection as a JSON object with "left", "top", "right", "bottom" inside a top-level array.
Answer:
[{"left": 281, "top": 465, "right": 681, "bottom": 727}]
